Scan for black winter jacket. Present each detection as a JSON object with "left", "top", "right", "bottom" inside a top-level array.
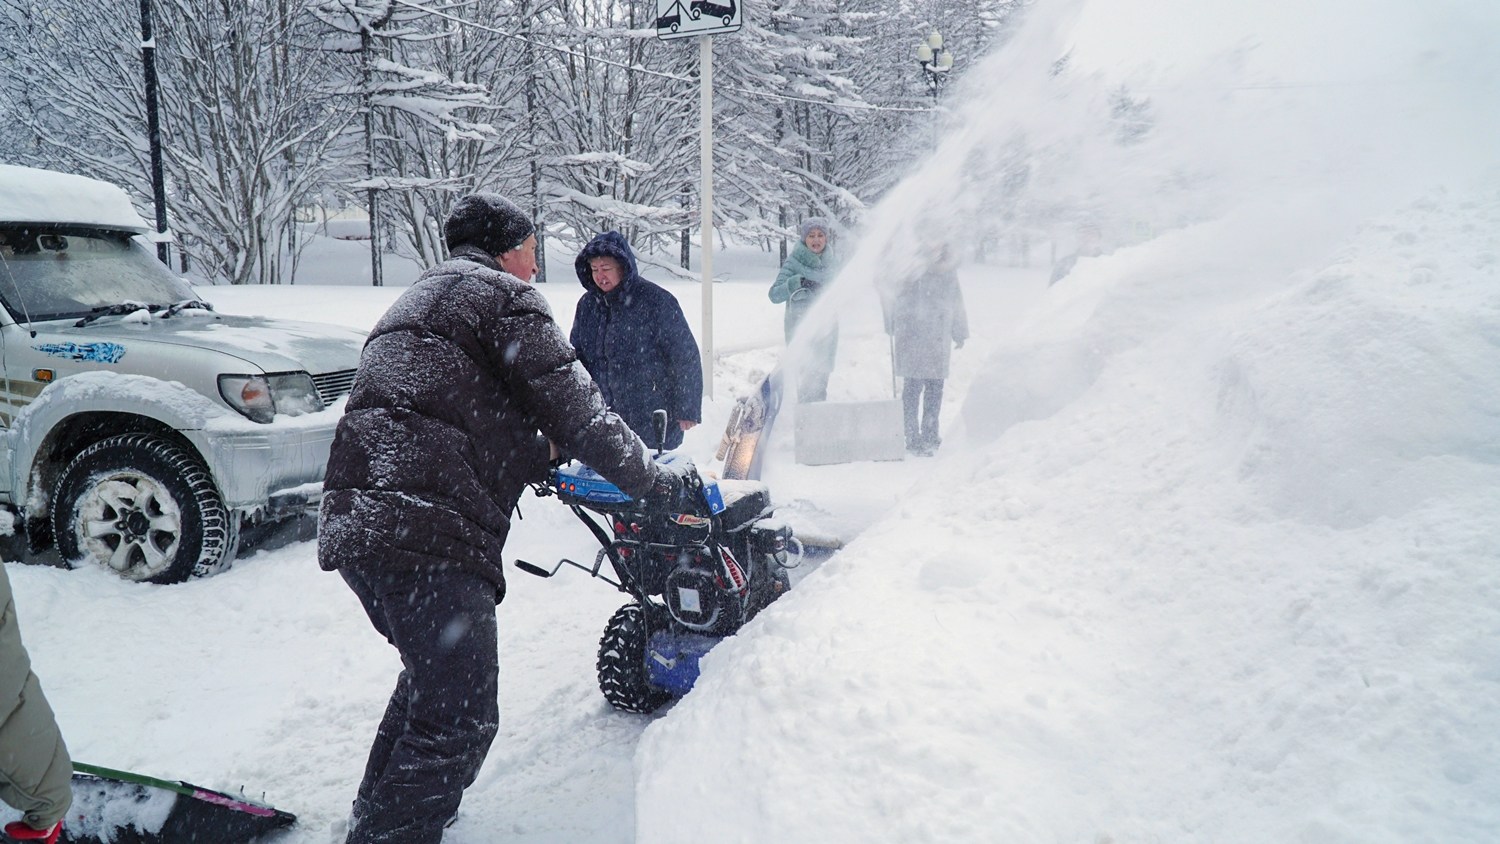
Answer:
[
  {"left": 570, "top": 232, "right": 701, "bottom": 450},
  {"left": 319, "top": 245, "right": 656, "bottom": 594}
]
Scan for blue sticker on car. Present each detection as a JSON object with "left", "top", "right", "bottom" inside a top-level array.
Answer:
[{"left": 33, "top": 342, "right": 127, "bottom": 364}]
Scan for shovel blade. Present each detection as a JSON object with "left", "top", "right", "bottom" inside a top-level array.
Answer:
[{"left": 793, "top": 400, "right": 905, "bottom": 465}]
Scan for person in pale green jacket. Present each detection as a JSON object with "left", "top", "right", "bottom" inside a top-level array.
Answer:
[
  {"left": 0, "top": 563, "right": 72, "bottom": 844},
  {"left": 769, "top": 218, "right": 839, "bottom": 402}
]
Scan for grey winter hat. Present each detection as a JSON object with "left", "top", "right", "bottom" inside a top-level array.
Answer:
[
  {"left": 798, "top": 217, "right": 831, "bottom": 240},
  {"left": 444, "top": 192, "right": 535, "bottom": 256}
]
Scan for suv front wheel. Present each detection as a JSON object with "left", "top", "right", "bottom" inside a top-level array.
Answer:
[{"left": 52, "top": 433, "right": 235, "bottom": 584}]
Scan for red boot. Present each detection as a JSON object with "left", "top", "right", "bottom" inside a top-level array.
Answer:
[{"left": 4, "top": 820, "right": 61, "bottom": 844}]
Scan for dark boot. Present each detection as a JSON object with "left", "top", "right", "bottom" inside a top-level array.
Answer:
[
  {"left": 901, "top": 378, "right": 921, "bottom": 452},
  {"left": 919, "top": 379, "right": 945, "bottom": 453}
]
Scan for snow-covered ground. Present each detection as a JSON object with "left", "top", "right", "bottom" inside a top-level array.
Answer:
[
  {"left": 6, "top": 249, "right": 1029, "bottom": 842},
  {"left": 7, "top": 1, "right": 1500, "bottom": 842}
]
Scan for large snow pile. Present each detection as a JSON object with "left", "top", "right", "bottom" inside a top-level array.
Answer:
[
  {"left": 636, "top": 1, "right": 1500, "bottom": 841},
  {"left": 639, "top": 189, "right": 1500, "bottom": 843}
]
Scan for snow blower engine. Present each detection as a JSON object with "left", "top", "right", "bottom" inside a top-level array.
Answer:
[{"left": 517, "top": 410, "right": 797, "bottom": 713}]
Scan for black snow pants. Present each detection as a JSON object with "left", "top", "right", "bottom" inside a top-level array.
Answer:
[
  {"left": 901, "top": 377, "right": 945, "bottom": 451},
  {"left": 340, "top": 566, "right": 500, "bottom": 844}
]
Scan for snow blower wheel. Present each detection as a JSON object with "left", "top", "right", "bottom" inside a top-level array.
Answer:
[
  {"left": 53, "top": 434, "right": 234, "bottom": 584},
  {"left": 597, "top": 603, "right": 673, "bottom": 714}
]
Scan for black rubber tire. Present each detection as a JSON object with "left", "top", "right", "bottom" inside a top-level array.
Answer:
[
  {"left": 53, "top": 433, "right": 234, "bottom": 584},
  {"left": 746, "top": 557, "right": 791, "bottom": 622},
  {"left": 597, "top": 603, "right": 673, "bottom": 714}
]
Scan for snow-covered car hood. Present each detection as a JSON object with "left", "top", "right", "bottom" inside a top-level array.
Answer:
[{"left": 26, "top": 312, "right": 366, "bottom": 375}]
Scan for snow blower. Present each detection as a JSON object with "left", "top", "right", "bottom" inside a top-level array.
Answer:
[{"left": 517, "top": 411, "right": 799, "bottom": 713}]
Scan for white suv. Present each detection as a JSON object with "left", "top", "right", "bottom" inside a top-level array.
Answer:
[{"left": 0, "top": 165, "right": 365, "bottom": 583}]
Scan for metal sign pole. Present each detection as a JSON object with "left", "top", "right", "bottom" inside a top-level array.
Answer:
[
  {"left": 696, "top": 35, "right": 714, "bottom": 398},
  {"left": 656, "top": 0, "right": 738, "bottom": 401},
  {"left": 699, "top": 34, "right": 714, "bottom": 400}
]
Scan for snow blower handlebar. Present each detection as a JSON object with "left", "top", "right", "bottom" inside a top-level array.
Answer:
[
  {"left": 513, "top": 548, "right": 620, "bottom": 587},
  {"left": 651, "top": 408, "right": 668, "bottom": 457}
]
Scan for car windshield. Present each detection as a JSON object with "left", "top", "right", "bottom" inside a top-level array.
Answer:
[{"left": 0, "top": 226, "right": 196, "bottom": 322}]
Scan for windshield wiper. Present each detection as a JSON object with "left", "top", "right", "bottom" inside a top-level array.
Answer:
[
  {"left": 160, "top": 299, "right": 214, "bottom": 319},
  {"left": 74, "top": 302, "right": 157, "bottom": 328},
  {"left": 72, "top": 299, "right": 213, "bottom": 328}
]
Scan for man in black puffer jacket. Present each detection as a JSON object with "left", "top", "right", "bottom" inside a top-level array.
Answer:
[
  {"left": 571, "top": 231, "right": 702, "bottom": 450},
  {"left": 319, "top": 194, "right": 682, "bottom": 844}
]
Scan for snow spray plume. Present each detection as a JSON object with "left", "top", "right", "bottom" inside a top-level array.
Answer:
[
  {"left": 638, "top": 4, "right": 1500, "bottom": 840},
  {"left": 782, "top": 0, "right": 1500, "bottom": 427}
]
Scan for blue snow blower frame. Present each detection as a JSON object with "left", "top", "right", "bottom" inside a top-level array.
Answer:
[{"left": 515, "top": 411, "right": 792, "bottom": 712}]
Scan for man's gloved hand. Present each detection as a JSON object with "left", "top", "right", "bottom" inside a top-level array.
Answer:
[
  {"left": 5, "top": 821, "right": 61, "bottom": 844},
  {"left": 639, "top": 463, "right": 694, "bottom": 513}
]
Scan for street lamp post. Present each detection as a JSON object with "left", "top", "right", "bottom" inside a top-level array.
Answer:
[{"left": 915, "top": 31, "right": 954, "bottom": 104}]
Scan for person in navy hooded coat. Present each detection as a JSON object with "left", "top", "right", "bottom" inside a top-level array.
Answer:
[{"left": 571, "top": 231, "right": 702, "bottom": 450}]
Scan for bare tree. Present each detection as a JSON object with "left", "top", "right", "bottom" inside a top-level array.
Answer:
[
  {"left": 0, "top": 0, "right": 352, "bottom": 285},
  {"left": 532, "top": 0, "right": 698, "bottom": 261},
  {"left": 0, "top": 0, "right": 1025, "bottom": 288}
]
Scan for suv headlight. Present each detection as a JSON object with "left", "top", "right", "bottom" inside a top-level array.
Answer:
[{"left": 218, "top": 372, "right": 324, "bottom": 423}]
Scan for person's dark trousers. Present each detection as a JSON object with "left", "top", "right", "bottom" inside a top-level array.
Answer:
[
  {"left": 901, "top": 378, "right": 945, "bottom": 451},
  {"left": 340, "top": 566, "right": 500, "bottom": 844}
]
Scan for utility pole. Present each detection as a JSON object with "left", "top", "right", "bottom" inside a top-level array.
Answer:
[
  {"left": 138, "top": 0, "right": 170, "bottom": 266},
  {"left": 361, "top": 24, "right": 383, "bottom": 287},
  {"left": 681, "top": 183, "right": 691, "bottom": 269},
  {"left": 524, "top": 8, "right": 546, "bottom": 282}
]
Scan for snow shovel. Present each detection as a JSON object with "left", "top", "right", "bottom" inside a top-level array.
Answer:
[
  {"left": 792, "top": 399, "right": 905, "bottom": 465},
  {"left": 791, "top": 336, "right": 905, "bottom": 466},
  {"left": 56, "top": 762, "right": 295, "bottom": 844}
]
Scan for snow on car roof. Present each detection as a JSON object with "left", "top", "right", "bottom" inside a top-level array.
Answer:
[{"left": 0, "top": 164, "right": 149, "bottom": 233}]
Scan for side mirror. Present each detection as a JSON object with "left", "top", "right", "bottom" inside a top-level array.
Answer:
[{"left": 651, "top": 409, "right": 669, "bottom": 455}]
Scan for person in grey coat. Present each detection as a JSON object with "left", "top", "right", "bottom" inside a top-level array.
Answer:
[
  {"left": 885, "top": 242, "right": 969, "bottom": 456},
  {"left": 0, "top": 564, "right": 72, "bottom": 844}
]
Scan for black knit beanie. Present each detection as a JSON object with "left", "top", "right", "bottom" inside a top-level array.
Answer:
[{"left": 444, "top": 192, "right": 535, "bottom": 256}]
